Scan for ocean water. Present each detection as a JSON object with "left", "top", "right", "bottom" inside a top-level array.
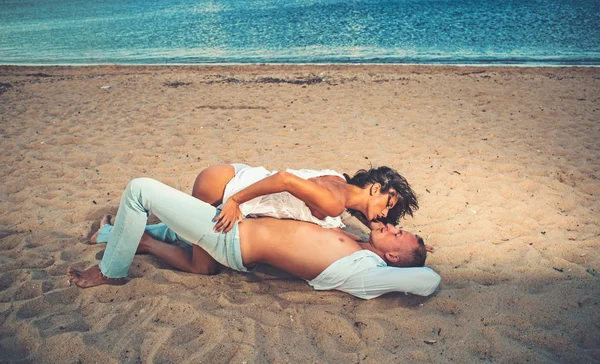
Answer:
[{"left": 1, "top": 0, "right": 599, "bottom": 65}]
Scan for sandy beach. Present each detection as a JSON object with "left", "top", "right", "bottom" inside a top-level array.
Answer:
[{"left": 0, "top": 65, "right": 598, "bottom": 363}]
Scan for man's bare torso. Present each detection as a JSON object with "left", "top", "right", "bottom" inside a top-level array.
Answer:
[{"left": 237, "top": 218, "right": 363, "bottom": 280}]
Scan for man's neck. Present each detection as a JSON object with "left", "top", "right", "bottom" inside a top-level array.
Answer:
[{"left": 358, "top": 242, "right": 381, "bottom": 257}]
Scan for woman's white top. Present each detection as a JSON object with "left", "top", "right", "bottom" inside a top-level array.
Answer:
[{"left": 222, "top": 164, "right": 346, "bottom": 228}]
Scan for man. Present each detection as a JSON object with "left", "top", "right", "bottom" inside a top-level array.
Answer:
[{"left": 67, "top": 178, "right": 440, "bottom": 299}]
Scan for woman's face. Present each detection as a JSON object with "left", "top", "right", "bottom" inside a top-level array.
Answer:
[{"left": 365, "top": 186, "right": 398, "bottom": 222}]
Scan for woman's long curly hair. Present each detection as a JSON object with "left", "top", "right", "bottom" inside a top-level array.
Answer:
[{"left": 344, "top": 166, "right": 418, "bottom": 225}]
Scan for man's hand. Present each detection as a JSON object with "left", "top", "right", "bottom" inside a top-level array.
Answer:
[{"left": 213, "top": 199, "right": 243, "bottom": 233}]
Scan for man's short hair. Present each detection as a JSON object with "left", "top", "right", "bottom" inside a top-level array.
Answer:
[{"left": 392, "top": 235, "right": 427, "bottom": 268}]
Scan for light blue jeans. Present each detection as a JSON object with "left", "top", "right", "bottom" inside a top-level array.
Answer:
[
  {"left": 95, "top": 163, "right": 251, "bottom": 247},
  {"left": 96, "top": 222, "right": 179, "bottom": 246},
  {"left": 98, "top": 178, "right": 248, "bottom": 278}
]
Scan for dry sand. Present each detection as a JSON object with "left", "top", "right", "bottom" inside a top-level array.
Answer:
[{"left": 0, "top": 65, "right": 598, "bottom": 363}]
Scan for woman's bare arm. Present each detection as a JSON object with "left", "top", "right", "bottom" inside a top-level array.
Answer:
[{"left": 214, "top": 171, "right": 347, "bottom": 232}]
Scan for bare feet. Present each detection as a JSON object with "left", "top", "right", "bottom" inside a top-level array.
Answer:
[
  {"left": 89, "top": 215, "right": 111, "bottom": 244},
  {"left": 66, "top": 265, "right": 126, "bottom": 288}
]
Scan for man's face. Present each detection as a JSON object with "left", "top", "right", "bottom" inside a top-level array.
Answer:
[{"left": 368, "top": 224, "right": 418, "bottom": 263}]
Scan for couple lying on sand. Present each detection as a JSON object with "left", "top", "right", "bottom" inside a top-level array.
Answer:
[{"left": 67, "top": 163, "right": 440, "bottom": 299}]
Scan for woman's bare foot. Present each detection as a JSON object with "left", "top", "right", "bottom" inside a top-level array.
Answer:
[
  {"left": 66, "top": 265, "right": 126, "bottom": 288},
  {"left": 89, "top": 215, "right": 111, "bottom": 244}
]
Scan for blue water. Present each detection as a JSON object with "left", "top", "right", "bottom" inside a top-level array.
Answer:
[{"left": 1, "top": 0, "right": 599, "bottom": 65}]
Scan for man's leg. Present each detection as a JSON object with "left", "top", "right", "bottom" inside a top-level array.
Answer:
[
  {"left": 138, "top": 233, "right": 220, "bottom": 275},
  {"left": 87, "top": 165, "right": 236, "bottom": 273},
  {"left": 90, "top": 164, "right": 236, "bottom": 244},
  {"left": 89, "top": 220, "right": 220, "bottom": 274},
  {"left": 90, "top": 215, "right": 112, "bottom": 244},
  {"left": 67, "top": 178, "right": 224, "bottom": 287},
  {"left": 92, "top": 219, "right": 183, "bottom": 245}
]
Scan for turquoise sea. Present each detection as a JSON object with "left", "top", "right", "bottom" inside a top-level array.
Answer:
[{"left": 1, "top": 0, "right": 599, "bottom": 65}]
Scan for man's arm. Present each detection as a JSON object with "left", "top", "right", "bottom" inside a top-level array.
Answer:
[{"left": 339, "top": 266, "right": 441, "bottom": 299}]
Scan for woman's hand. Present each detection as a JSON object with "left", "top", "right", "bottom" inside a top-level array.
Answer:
[{"left": 213, "top": 198, "right": 243, "bottom": 233}]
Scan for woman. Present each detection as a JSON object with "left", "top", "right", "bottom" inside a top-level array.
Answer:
[{"left": 91, "top": 163, "right": 418, "bottom": 274}]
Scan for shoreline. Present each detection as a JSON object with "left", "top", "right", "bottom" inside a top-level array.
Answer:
[
  {"left": 2, "top": 63, "right": 599, "bottom": 78},
  {"left": 2, "top": 62, "right": 600, "bottom": 68}
]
